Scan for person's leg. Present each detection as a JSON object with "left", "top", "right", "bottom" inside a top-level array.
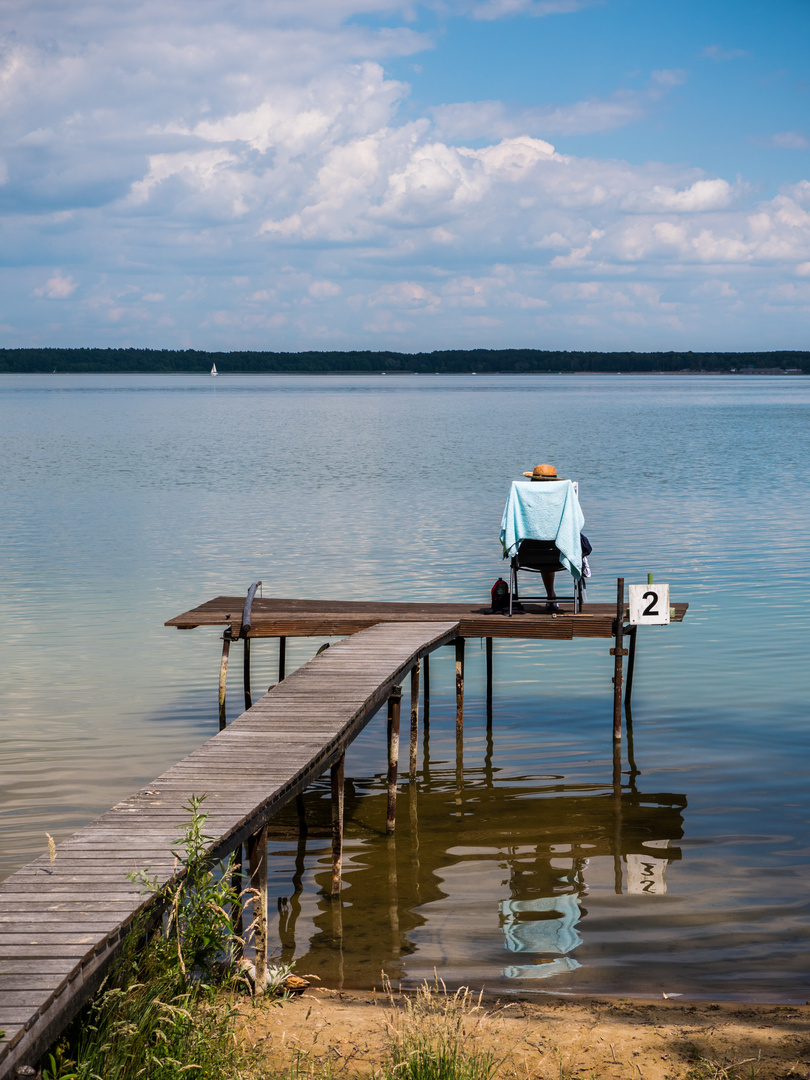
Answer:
[{"left": 541, "top": 570, "right": 556, "bottom": 600}]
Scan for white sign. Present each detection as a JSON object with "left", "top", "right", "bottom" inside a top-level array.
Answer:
[{"left": 628, "top": 583, "right": 670, "bottom": 625}]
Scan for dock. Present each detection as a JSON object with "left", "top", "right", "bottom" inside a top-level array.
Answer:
[
  {"left": 1, "top": 586, "right": 688, "bottom": 1076},
  {"left": 0, "top": 621, "right": 457, "bottom": 1078}
]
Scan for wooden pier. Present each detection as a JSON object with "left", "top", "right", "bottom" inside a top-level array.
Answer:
[
  {"left": 0, "top": 621, "right": 457, "bottom": 1078},
  {"left": 1, "top": 588, "right": 688, "bottom": 1076}
]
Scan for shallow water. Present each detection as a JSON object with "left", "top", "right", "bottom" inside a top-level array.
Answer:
[{"left": 1, "top": 373, "right": 808, "bottom": 1000}]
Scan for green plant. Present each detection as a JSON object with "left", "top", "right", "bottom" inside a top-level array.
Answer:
[
  {"left": 40, "top": 796, "right": 267, "bottom": 1080},
  {"left": 130, "top": 793, "right": 241, "bottom": 982}
]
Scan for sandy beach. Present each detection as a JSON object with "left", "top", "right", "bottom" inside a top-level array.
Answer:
[{"left": 237, "top": 987, "right": 810, "bottom": 1080}]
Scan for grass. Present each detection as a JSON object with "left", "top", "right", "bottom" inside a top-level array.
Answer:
[{"left": 379, "top": 977, "right": 502, "bottom": 1080}]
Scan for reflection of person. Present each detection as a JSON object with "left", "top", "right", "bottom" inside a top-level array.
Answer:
[{"left": 522, "top": 463, "right": 565, "bottom": 612}]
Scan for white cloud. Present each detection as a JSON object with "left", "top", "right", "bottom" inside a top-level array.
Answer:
[
  {"left": 701, "top": 45, "right": 748, "bottom": 62},
  {"left": 462, "top": 0, "right": 601, "bottom": 20},
  {"left": 622, "top": 178, "right": 735, "bottom": 213},
  {"left": 34, "top": 271, "right": 78, "bottom": 298},
  {"left": 762, "top": 131, "right": 810, "bottom": 151}
]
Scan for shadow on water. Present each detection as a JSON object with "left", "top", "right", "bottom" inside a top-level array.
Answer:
[{"left": 263, "top": 702, "right": 687, "bottom": 994}]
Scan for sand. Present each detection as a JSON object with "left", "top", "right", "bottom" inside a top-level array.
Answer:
[{"left": 236, "top": 987, "right": 810, "bottom": 1080}]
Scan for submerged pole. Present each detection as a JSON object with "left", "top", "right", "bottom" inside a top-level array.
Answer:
[
  {"left": 218, "top": 630, "right": 231, "bottom": 731},
  {"left": 330, "top": 753, "right": 345, "bottom": 897},
  {"left": 455, "top": 637, "right": 465, "bottom": 736},
  {"left": 386, "top": 685, "right": 402, "bottom": 835},
  {"left": 485, "top": 637, "right": 493, "bottom": 728},
  {"left": 409, "top": 660, "right": 420, "bottom": 777},
  {"left": 423, "top": 654, "right": 430, "bottom": 722},
  {"left": 611, "top": 577, "right": 626, "bottom": 741},
  {"left": 296, "top": 792, "right": 308, "bottom": 836},
  {"left": 625, "top": 624, "right": 638, "bottom": 706},
  {"left": 247, "top": 823, "right": 268, "bottom": 994}
]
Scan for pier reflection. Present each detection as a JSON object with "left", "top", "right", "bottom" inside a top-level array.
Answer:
[{"left": 267, "top": 738, "right": 686, "bottom": 989}]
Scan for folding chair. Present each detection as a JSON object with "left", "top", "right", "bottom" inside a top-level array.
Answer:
[
  {"left": 499, "top": 478, "right": 586, "bottom": 616},
  {"left": 509, "top": 539, "right": 584, "bottom": 615}
]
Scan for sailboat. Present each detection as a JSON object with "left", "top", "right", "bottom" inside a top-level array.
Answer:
[{"left": 210, "top": 363, "right": 218, "bottom": 376}]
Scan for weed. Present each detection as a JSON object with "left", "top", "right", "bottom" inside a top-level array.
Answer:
[{"left": 379, "top": 975, "right": 502, "bottom": 1080}]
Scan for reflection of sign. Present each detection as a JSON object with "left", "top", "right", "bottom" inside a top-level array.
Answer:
[
  {"left": 500, "top": 893, "right": 583, "bottom": 955},
  {"left": 626, "top": 840, "right": 670, "bottom": 894},
  {"left": 504, "top": 957, "right": 580, "bottom": 979},
  {"left": 629, "top": 583, "right": 670, "bottom": 625}
]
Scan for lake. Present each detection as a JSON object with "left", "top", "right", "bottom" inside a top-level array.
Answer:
[{"left": 1, "top": 372, "right": 808, "bottom": 1001}]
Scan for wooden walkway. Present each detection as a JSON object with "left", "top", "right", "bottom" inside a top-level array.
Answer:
[{"left": 0, "top": 621, "right": 458, "bottom": 1078}]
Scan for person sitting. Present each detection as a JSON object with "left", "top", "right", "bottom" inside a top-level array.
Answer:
[{"left": 522, "top": 463, "right": 566, "bottom": 612}]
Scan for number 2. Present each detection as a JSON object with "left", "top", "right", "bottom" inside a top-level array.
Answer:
[{"left": 642, "top": 591, "right": 659, "bottom": 617}]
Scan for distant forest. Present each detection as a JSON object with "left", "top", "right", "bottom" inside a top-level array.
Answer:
[{"left": 1, "top": 348, "right": 808, "bottom": 374}]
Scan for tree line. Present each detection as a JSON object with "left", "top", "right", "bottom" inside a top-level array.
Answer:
[{"left": 1, "top": 347, "right": 807, "bottom": 374}]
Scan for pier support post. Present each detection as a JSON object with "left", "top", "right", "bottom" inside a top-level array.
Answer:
[
  {"left": 296, "top": 792, "right": 308, "bottom": 836},
  {"left": 243, "top": 638, "right": 252, "bottom": 711},
  {"left": 455, "top": 638, "right": 465, "bottom": 735},
  {"left": 612, "top": 740, "right": 623, "bottom": 894},
  {"left": 278, "top": 636, "right": 286, "bottom": 683},
  {"left": 485, "top": 637, "right": 493, "bottom": 728},
  {"left": 423, "top": 655, "right": 430, "bottom": 724},
  {"left": 611, "top": 578, "right": 627, "bottom": 741},
  {"left": 218, "top": 630, "right": 231, "bottom": 731},
  {"left": 231, "top": 843, "right": 243, "bottom": 954},
  {"left": 409, "top": 661, "right": 421, "bottom": 777},
  {"left": 247, "top": 824, "right": 268, "bottom": 994},
  {"left": 330, "top": 753, "right": 345, "bottom": 897},
  {"left": 625, "top": 625, "right": 638, "bottom": 706},
  {"left": 386, "top": 685, "right": 402, "bottom": 835}
]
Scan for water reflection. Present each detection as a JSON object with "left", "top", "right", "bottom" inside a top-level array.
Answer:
[{"left": 264, "top": 733, "right": 686, "bottom": 990}]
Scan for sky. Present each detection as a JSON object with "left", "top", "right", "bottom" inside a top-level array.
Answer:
[{"left": 1, "top": 0, "right": 809, "bottom": 352}]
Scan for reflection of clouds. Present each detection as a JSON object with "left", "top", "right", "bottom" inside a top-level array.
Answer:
[{"left": 500, "top": 893, "right": 583, "bottom": 963}]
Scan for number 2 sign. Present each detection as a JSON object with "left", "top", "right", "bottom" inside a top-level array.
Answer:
[{"left": 628, "top": 583, "right": 670, "bottom": 625}]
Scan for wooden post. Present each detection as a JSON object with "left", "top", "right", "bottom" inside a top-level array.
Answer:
[
  {"left": 330, "top": 753, "right": 345, "bottom": 897},
  {"left": 247, "top": 824, "right": 268, "bottom": 994},
  {"left": 423, "top": 654, "right": 430, "bottom": 725},
  {"left": 485, "top": 637, "right": 493, "bottom": 730},
  {"left": 278, "top": 636, "right": 286, "bottom": 682},
  {"left": 218, "top": 631, "right": 231, "bottom": 731},
  {"left": 611, "top": 578, "right": 626, "bottom": 741},
  {"left": 386, "top": 685, "right": 402, "bottom": 835},
  {"left": 409, "top": 661, "right": 420, "bottom": 777},
  {"left": 455, "top": 638, "right": 465, "bottom": 736},
  {"left": 625, "top": 625, "right": 638, "bottom": 706},
  {"left": 296, "top": 792, "right": 308, "bottom": 836},
  {"left": 231, "top": 843, "right": 243, "bottom": 954},
  {"left": 243, "top": 637, "right": 252, "bottom": 711},
  {"left": 612, "top": 740, "right": 623, "bottom": 894}
]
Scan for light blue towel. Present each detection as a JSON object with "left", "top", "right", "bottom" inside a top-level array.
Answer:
[{"left": 499, "top": 480, "right": 585, "bottom": 579}]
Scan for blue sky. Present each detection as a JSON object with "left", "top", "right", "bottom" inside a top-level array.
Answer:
[{"left": 1, "top": 0, "right": 808, "bottom": 351}]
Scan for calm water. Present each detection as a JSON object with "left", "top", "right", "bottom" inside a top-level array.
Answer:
[{"left": 1, "top": 373, "right": 809, "bottom": 1001}]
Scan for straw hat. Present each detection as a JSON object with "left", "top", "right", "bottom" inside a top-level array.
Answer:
[{"left": 523, "top": 463, "right": 565, "bottom": 481}]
